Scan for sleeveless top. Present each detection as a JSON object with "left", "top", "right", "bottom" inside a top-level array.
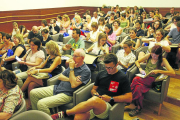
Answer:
[
  {"left": 120, "top": 21, "right": 128, "bottom": 29},
  {"left": 145, "top": 58, "right": 162, "bottom": 78},
  {"left": 12, "top": 44, "right": 26, "bottom": 58},
  {"left": 44, "top": 56, "right": 62, "bottom": 77}
]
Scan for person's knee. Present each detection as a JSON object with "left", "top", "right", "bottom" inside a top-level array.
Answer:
[
  {"left": 37, "top": 99, "right": 46, "bottom": 110},
  {"left": 30, "top": 89, "right": 37, "bottom": 98}
]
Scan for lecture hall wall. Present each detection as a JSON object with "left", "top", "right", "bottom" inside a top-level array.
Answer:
[{"left": 0, "top": 0, "right": 179, "bottom": 33}]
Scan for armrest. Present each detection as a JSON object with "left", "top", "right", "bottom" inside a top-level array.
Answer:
[
  {"left": 135, "top": 46, "right": 148, "bottom": 58},
  {"left": 160, "top": 76, "right": 170, "bottom": 102},
  {"left": 73, "top": 79, "right": 91, "bottom": 106},
  {"left": 75, "top": 83, "right": 94, "bottom": 105},
  {"left": 111, "top": 44, "right": 120, "bottom": 54},
  {"left": 47, "top": 74, "right": 61, "bottom": 86},
  {"left": 109, "top": 102, "right": 125, "bottom": 120},
  {"left": 12, "top": 62, "right": 20, "bottom": 71}
]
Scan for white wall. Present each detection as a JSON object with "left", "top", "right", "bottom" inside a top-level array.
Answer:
[{"left": 0, "top": 0, "right": 179, "bottom": 11}]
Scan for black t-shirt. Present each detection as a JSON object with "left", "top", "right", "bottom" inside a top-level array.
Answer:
[
  {"left": 136, "top": 28, "right": 144, "bottom": 37},
  {"left": 40, "top": 36, "right": 53, "bottom": 46},
  {"left": 95, "top": 70, "right": 131, "bottom": 97},
  {"left": 49, "top": 25, "right": 60, "bottom": 35}
]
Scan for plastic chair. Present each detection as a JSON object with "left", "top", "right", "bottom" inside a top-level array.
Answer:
[
  {"left": 10, "top": 110, "right": 53, "bottom": 120},
  {"left": 126, "top": 63, "right": 170, "bottom": 115}
]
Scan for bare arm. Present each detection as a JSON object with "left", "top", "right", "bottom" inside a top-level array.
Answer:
[
  {"left": 120, "top": 36, "right": 128, "bottom": 47},
  {"left": 116, "top": 27, "right": 123, "bottom": 36},
  {"left": 4, "top": 46, "right": 24, "bottom": 61},
  {"left": 91, "top": 85, "right": 99, "bottom": 96},
  {"left": 132, "top": 39, "right": 140, "bottom": 50}
]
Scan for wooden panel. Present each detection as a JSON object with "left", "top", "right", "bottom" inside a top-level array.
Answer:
[{"left": 0, "top": 6, "right": 179, "bottom": 33}]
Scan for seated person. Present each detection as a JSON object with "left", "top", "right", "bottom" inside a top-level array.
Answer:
[
  {"left": 155, "top": 8, "right": 163, "bottom": 20},
  {"left": 62, "top": 28, "right": 85, "bottom": 68},
  {"left": 120, "top": 28, "right": 140, "bottom": 51},
  {"left": 49, "top": 19, "right": 60, "bottom": 35},
  {"left": 19, "top": 25, "right": 29, "bottom": 39},
  {"left": 98, "top": 17, "right": 105, "bottom": 33},
  {"left": 113, "top": 19, "right": 123, "bottom": 36},
  {"left": 51, "top": 53, "right": 132, "bottom": 120},
  {"left": 71, "top": 15, "right": 82, "bottom": 29},
  {"left": 105, "top": 6, "right": 115, "bottom": 20},
  {"left": 56, "top": 15, "right": 62, "bottom": 28},
  {"left": 105, "top": 24, "right": 116, "bottom": 51},
  {"left": 85, "top": 22, "right": 100, "bottom": 42},
  {"left": 86, "top": 33, "right": 109, "bottom": 55},
  {"left": 165, "top": 20, "right": 180, "bottom": 69},
  {"left": 63, "top": 28, "right": 85, "bottom": 55},
  {"left": 0, "top": 32, "right": 5, "bottom": 49},
  {"left": 116, "top": 41, "right": 136, "bottom": 73},
  {"left": 21, "top": 41, "right": 62, "bottom": 100},
  {"left": 30, "top": 49, "right": 91, "bottom": 115},
  {"left": 16, "top": 38, "right": 45, "bottom": 88},
  {"left": 164, "top": 16, "right": 178, "bottom": 32},
  {"left": 0, "top": 34, "right": 14, "bottom": 56},
  {"left": 61, "top": 14, "right": 71, "bottom": 30},
  {"left": 0, "top": 70, "right": 23, "bottom": 120},
  {"left": 120, "top": 13, "right": 130, "bottom": 31},
  {"left": 106, "top": 13, "right": 115, "bottom": 25},
  {"left": 37, "top": 19, "right": 49, "bottom": 32},
  {"left": 11, "top": 22, "right": 20, "bottom": 40},
  {"left": 1, "top": 34, "right": 26, "bottom": 71},
  {"left": 133, "top": 15, "right": 145, "bottom": 30},
  {"left": 40, "top": 29, "right": 53, "bottom": 46},
  {"left": 129, "top": 45, "right": 175, "bottom": 117},
  {"left": 83, "top": 15, "right": 92, "bottom": 31},
  {"left": 135, "top": 20, "right": 144, "bottom": 39},
  {"left": 140, "top": 29, "right": 170, "bottom": 60},
  {"left": 27, "top": 26, "right": 42, "bottom": 43},
  {"left": 91, "top": 11, "right": 100, "bottom": 23}
]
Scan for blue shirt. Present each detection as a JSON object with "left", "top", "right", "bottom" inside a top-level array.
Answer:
[
  {"left": 168, "top": 28, "right": 180, "bottom": 44},
  {"left": 53, "top": 63, "right": 91, "bottom": 96}
]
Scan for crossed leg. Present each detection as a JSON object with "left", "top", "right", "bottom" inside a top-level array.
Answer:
[{"left": 66, "top": 96, "right": 108, "bottom": 120}]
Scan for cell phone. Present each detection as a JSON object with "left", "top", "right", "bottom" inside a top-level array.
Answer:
[{"left": 15, "top": 56, "right": 21, "bottom": 61}]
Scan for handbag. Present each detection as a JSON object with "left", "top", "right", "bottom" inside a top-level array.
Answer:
[
  {"left": 32, "top": 73, "right": 50, "bottom": 79},
  {"left": 19, "top": 50, "right": 31, "bottom": 72}
]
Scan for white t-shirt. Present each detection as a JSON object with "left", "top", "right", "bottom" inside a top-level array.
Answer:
[
  {"left": 89, "top": 30, "right": 99, "bottom": 41},
  {"left": 98, "top": 25, "right": 105, "bottom": 33},
  {"left": 91, "top": 16, "right": 100, "bottom": 23},
  {"left": 148, "top": 39, "right": 169, "bottom": 52},
  {"left": 116, "top": 49, "right": 136, "bottom": 70},
  {"left": 91, "top": 42, "right": 109, "bottom": 55},
  {"left": 26, "top": 49, "right": 45, "bottom": 69}
]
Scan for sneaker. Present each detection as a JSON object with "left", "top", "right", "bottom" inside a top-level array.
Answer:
[
  {"left": 173, "top": 64, "right": 179, "bottom": 71},
  {"left": 129, "top": 108, "right": 141, "bottom": 117},
  {"left": 51, "top": 111, "right": 64, "bottom": 120}
]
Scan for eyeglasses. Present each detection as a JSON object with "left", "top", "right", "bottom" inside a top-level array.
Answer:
[
  {"left": 72, "top": 55, "right": 81, "bottom": 58},
  {"left": 105, "top": 65, "right": 116, "bottom": 70}
]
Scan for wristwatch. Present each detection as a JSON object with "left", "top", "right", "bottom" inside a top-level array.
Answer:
[
  {"left": 70, "top": 68, "right": 74, "bottom": 71},
  {"left": 110, "top": 97, "right": 114, "bottom": 103}
]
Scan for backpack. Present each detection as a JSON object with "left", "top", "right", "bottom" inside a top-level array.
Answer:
[{"left": 58, "top": 34, "right": 64, "bottom": 42}]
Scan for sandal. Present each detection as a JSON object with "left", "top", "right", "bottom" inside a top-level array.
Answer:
[{"left": 129, "top": 107, "right": 141, "bottom": 117}]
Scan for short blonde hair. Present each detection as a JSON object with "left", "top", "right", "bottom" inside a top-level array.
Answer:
[
  {"left": 13, "top": 22, "right": 18, "bottom": 27},
  {"left": 75, "top": 15, "right": 82, "bottom": 23},
  {"left": 13, "top": 34, "right": 24, "bottom": 45},
  {"left": 63, "top": 14, "right": 70, "bottom": 21},
  {"left": 46, "top": 41, "right": 61, "bottom": 57}
]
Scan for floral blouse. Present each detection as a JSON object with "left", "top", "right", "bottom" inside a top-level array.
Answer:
[{"left": 0, "top": 85, "right": 23, "bottom": 114}]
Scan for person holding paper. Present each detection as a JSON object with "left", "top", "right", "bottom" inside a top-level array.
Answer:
[{"left": 128, "top": 45, "right": 175, "bottom": 117}]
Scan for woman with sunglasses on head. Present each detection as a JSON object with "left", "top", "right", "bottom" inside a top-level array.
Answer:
[
  {"left": 116, "top": 40, "right": 136, "bottom": 73},
  {"left": 129, "top": 45, "right": 175, "bottom": 117}
]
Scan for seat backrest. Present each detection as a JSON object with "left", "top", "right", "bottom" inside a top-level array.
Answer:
[
  {"left": 40, "top": 46, "right": 47, "bottom": 59},
  {"left": 75, "top": 83, "right": 94, "bottom": 105},
  {"left": 47, "top": 66, "right": 66, "bottom": 86},
  {"left": 10, "top": 110, "right": 53, "bottom": 120},
  {"left": 84, "top": 40, "right": 93, "bottom": 49},
  {"left": 63, "top": 36, "right": 72, "bottom": 44},
  {"left": 51, "top": 33, "right": 61, "bottom": 42},
  {"left": 10, "top": 98, "right": 26, "bottom": 119}
]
